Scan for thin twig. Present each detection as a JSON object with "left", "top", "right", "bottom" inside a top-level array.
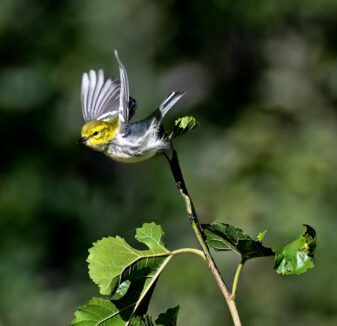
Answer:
[{"left": 165, "top": 150, "right": 242, "bottom": 326}]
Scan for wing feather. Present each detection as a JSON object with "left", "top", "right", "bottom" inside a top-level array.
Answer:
[
  {"left": 81, "top": 70, "right": 120, "bottom": 122},
  {"left": 81, "top": 51, "right": 132, "bottom": 126},
  {"left": 114, "top": 50, "right": 130, "bottom": 134},
  {"left": 91, "top": 69, "right": 104, "bottom": 118},
  {"left": 95, "top": 77, "right": 120, "bottom": 120},
  {"left": 87, "top": 70, "right": 96, "bottom": 119},
  {"left": 81, "top": 72, "right": 89, "bottom": 121}
]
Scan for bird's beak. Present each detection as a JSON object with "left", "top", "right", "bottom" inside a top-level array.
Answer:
[{"left": 78, "top": 136, "right": 89, "bottom": 143}]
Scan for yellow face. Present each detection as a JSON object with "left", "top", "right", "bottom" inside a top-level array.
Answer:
[{"left": 80, "top": 118, "right": 119, "bottom": 151}]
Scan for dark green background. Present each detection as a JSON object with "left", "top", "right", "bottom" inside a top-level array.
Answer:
[{"left": 0, "top": 0, "right": 336, "bottom": 325}]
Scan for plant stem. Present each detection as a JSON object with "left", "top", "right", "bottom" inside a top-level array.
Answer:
[
  {"left": 171, "top": 248, "right": 206, "bottom": 260},
  {"left": 231, "top": 261, "right": 244, "bottom": 300},
  {"left": 165, "top": 150, "right": 242, "bottom": 326}
]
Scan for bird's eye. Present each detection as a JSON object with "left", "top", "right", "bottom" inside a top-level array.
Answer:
[{"left": 93, "top": 131, "right": 99, "bottom": 136}]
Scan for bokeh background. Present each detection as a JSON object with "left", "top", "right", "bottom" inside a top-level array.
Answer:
[{"left": 1, "top": 0, "right": 337, "bottom": 325}]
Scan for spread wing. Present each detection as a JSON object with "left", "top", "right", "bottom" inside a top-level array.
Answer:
[
  {"left": 81, "top": 69, "right": 120, "bottom": 122},
  {"left": 114, "top": 50, "right": 129, "bottom": 134},
  {"left": 81, "top": 51, "right": 131, "bottom": 134}
]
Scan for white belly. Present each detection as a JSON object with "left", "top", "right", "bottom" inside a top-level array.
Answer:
[
  {"left": 104, "top": 121, "right": 169, "bottom": 163},
  {"left": 106, "top": 149, "right": 158, "bottom": 163}
]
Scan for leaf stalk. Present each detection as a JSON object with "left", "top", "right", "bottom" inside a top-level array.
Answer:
[
  {"left": 231, "top": 261, "right": 245, "bottom": 300},
  {"left": 171, "top": 248, "right": 206, "bottom": 260}
]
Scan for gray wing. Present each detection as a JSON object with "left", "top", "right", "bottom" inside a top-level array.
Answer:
[
  {"left": 81, "top": 69, "right": 121, "bottom": 122},
  {"left": 114, "top": 50, "right": 130, "bottom": 135}
]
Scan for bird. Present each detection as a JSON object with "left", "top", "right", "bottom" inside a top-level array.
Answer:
[{"left": 79, "top": 50, "right": 186, "bottom": 163}]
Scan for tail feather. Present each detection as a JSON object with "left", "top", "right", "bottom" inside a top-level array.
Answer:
[{"left": 158, "top": 91, "right": 186, "bottom": 121}]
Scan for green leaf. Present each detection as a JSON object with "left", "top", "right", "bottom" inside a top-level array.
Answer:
[
  {"left": 254, "top": 230, "right": 267, "bottom": 242},
  {"left": 72, "top": 300, "right": 180, "bottom": 326},
  {"left": 88, "top": 222, "right": 170, "bottom": 295},
  {"left": 130, "top": 315, "right": 154, "bottom": 326},
  {"left": 274, "top": 225, "right": 316, "bottom": 275},
  {"left": 169, "top": 116, "right": 199, "bottom": 139},
  {"left": 129, "top": 306, "right": 180, "bottom": 326},
  {"left": 202, "top": 222, "right": 274, "bottom": 261},
  {"left": 82, "top": 223, "right": 172, "bottom": 325},
  {"left": 111, "top": 280, "right": 131, "bottom": 300},
  {"left": 155, "top": 306, "right": 180, "bottom": 326},
  {"left": 130, "top": 306, "right": 180, "bottom": 326},
  {"left": 72, "top": 297, "right": 127, "bottom": 326}
]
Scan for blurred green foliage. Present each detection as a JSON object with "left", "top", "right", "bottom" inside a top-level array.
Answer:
[{"left": 0, "top": 0, "right": 337, "bottom": 325}]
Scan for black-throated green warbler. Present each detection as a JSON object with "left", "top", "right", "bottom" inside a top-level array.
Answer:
[{"left": 79, "top": 50, "right": 185, "bottom": 163}]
